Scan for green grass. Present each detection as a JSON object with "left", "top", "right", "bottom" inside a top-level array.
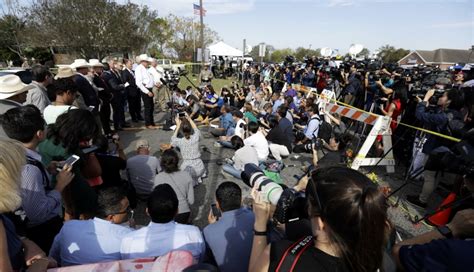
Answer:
[{"left": 178, "top": 74, "right": 235, "bottom": 95}]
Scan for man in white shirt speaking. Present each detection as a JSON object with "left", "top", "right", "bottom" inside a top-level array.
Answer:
[{"left": 135, "top": 54, "right": 158, "bottom": 129}]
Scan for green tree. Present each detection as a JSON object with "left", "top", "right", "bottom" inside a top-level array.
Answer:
[
  {"left": 270, "top": 48, "right": 294, "bottom": 63},
  {"left": 359, "top": 48, "right": 370, "bottom": 57},
  {"left": 249, "top": 44, "right": 276, "bottom": 62},
  {"left": 165, "top": 14, "right": 219, "bottom": 61},
  {"left": 378, "top": 44, "right": 410, "bottom": 63},
  {"left": 0, "top": 14, "right": 26, "bottom": 63},
  {"left": 294, "top": 47, "right": 321, "bottom": 61},
  {"left": 26, "top": 0, "right": 157, "bottom": 59}
]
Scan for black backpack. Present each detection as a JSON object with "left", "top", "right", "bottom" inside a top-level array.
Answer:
[{"left": 310, "top": 115, "right": 332, "bottom": 143}]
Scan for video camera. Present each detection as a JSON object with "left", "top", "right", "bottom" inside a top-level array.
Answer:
[
  {"left": 425, "top": 129, "right": 474, "bottom": 179},
  {"left": 160, "top": 70, "right": 181, "bottom": 88},
  {"left": 241, "top": 164, "right": 308, "bottom": 224}
]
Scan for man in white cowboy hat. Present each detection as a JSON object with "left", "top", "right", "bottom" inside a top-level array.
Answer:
[
  {"left": 89, "top": 59, "right": 113, "bottom": 134},
  {"left": 71, "top": 59, "right": 100, "bottom": 113},
  {"left": 135, "top": 54, "right": 158, "bottom": 129},
  {"left": 0, "top": 74, "right": 34, "bottom": 137},
  {"left": 25, "top": 64, "right": 52, "bottom": 113}
]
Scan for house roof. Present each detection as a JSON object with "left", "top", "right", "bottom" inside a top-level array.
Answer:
[{"left": 400, "top": 48, "right": 472, "bottom": 64}]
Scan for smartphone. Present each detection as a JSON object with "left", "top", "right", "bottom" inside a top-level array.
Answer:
[
  {"left": 178, "top": 112, "right": 186, "bottom": 118},
  {"left": 211, "top": 204, "right": 221, "bottom": 219},
  {"left": 56, "top": 154, "right": 80, "bottom": 171},
  {"left": 88, "top": 106, "right": 95, "bottom": 111}
]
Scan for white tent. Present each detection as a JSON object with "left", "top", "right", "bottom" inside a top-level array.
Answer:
[{"left": 208, "top": 41, "right": 243, "bottom": 57}]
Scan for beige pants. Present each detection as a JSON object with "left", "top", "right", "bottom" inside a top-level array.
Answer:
[{"left": 153, "top": 85, "right": 168, "bottom": 111}]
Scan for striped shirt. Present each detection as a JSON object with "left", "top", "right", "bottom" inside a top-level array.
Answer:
[{"left": 21, "top": 148, "right": 61, "bottom": 227}]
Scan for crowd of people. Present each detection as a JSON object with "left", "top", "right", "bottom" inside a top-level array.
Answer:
[{"left": 0, "top": 53, "right": 473, "bottom": 271}]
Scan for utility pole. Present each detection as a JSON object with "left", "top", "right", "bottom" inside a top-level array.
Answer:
[{"left": 199, "top": 0, "right": 205, "bottom": 67}]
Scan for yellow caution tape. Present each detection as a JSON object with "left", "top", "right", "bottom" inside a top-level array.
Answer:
[{"left": 271, "top": 77, "right": 462, "bottom": 143}]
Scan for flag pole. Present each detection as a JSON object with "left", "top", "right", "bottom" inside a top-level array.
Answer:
[
  {"left": 192, "top": 14, "right": 196, "bottom": 61},
  {"left": 199, "top": 0, "right": 204, "bottom": 67}
]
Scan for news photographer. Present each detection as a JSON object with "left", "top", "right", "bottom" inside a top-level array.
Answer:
[
  {"left": 406, "top": 87, "right": 464, "bottom": 208},
  {"left": 246, "top": 166, "right": 390, "bottom": 272}
]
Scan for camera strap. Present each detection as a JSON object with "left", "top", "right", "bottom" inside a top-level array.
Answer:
[{"left": 276, "top": 235, "right": 314, "bottom": 272}]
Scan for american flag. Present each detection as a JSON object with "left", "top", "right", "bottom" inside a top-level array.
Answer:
[{"left": 193, "top": 4, "right": 206, "bottom": 16}]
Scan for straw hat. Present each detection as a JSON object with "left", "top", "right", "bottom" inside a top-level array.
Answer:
[
  {"left": 54, "top": 67, "right": 75, "bottom": 80},
  {"left": 71, "top": 59, "right": 91, "bottom": 69},
  {"left": 0, "top": 75, "right": 34, "bottom": 100},
  {"left": 89, "top": 59, "right": 104, "bottom": 67},
  {"left": 137, "top": 54, "right": 150, "bottom": 62}
]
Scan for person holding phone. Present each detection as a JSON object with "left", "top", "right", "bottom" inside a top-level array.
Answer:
[
  {"left": 171, "top": 114, "right": 206, "bottom": 186},
  {"left": 1, "top": 106, "right": 75, "bottom": 253},
  {"left": 203, "top": 182, "right": 255, "bottom": 272}
]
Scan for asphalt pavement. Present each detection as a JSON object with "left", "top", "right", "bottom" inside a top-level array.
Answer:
[{"left": 118, "top": 111, "right": 440, "bottom": 239}]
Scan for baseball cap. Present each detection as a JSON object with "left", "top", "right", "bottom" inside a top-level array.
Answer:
[{"left": 136, "top": 139, "right": 150, "bottom": 149}]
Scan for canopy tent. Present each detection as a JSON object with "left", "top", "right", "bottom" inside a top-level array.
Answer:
[{"left": 208, "top": 41, "right": 243, "bottom": 57}]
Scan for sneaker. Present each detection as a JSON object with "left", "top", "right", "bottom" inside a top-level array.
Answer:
[
  {"left": 214, "top": 142, "right": 222, "bottom": 148},
  {"left": 406, "top": 195, "right": 427, "bottom": 209}
]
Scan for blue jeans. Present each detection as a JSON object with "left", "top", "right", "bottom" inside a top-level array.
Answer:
[
  {"left": 222, "top": 164, "right": 242, "bottom": 179},
  {"left": 217, "top": 140, "right": 234, "bottom": 149}
]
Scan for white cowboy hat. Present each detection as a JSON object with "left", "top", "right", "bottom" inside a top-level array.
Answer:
[
  {"left": 71, "top": 59, "right": 91, "bottom": 69},
  {"left": 54, "top": 67, "right": 75, "bottom": 80},
  {"left": 88, "top": 59, "right": 104, "bottom": 67},
  {"left": 137, "top": 54, "right": 150, "bottom": 62},
  {"left": 0, "top": 75, "right": 34, "bottom": 100}
]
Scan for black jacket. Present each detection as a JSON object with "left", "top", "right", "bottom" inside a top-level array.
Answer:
[
  {"left": 73, "top": 74, "right": 100, "bottom": 110},
  {"left": 102, "top": 70, "right": 125, "bottom": 94},
  {"left": 93, "top": 73, "right": 112, "bottom": 102},
  {"left": 121, "top": 69, "right": 139, "bottom": 97}
]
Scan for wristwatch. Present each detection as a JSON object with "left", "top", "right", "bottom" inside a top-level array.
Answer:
[{"left": 437, "top": 225, "right": 453, "bottom": 239}]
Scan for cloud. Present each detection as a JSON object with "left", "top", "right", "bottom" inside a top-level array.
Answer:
[
  {"left": 430, "top": 21, "right": 474, "bottom": 28},
  {"left": 129, "top": 0, "right": 256, "bottom": 16}
]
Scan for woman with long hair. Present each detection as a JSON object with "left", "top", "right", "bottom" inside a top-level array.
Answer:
[
  {"left": 171, "top": 114, "right": 206, "bottom": 186},
  {"left": 38, "top": 109, "right": 100, "bottom": 220},
  {"left": 249, "top": 166, "right": 390, "bottom": 272}
]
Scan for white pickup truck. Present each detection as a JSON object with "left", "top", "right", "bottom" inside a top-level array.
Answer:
[{"left": 156, "top": 59, "right": 185, "bottom": 73}]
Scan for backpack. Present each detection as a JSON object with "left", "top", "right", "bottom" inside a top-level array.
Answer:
[
  {"left": 445, "top": 111, "right": 466, "bottom": 139},
  {"left": 9, "top": 157, "right": 51, "bottom": 234},
  {"left": 309, "top": 115, "right": 332, "bottom": 143}
]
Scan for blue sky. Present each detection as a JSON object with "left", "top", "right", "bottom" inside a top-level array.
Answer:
[
  {"left": 9, "top": 0, "right": 473, "bottom": 53},
  {"left": 139, "top": 0, "right": 473, "bottom": 53}
]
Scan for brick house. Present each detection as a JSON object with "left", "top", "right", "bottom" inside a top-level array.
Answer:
[{"left": 398, "top": 48, "right": 473, "bottom": 70}]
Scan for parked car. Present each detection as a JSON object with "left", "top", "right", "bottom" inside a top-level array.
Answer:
[{"left": 156, "top": 59, "right": 186, "bottom": 73}]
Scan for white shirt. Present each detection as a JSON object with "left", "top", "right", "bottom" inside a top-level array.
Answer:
[
  {"left": 43, "top": 105, "right": 77, "bottom": 124},
  {"left": 234, "top": 119, "right": 246, "bottom": 139},
  {"left": 244, "top": 131, "right": 269, "bottom": 161},
  {"left": 148, "top": 66, "right": 164, "bottom": 84},
  {"left": 120, "top": 221, "right": 205, "bottom": 261},
  {"left": 135, "top": 64, "right": 154, "bottom": 94},
  {"left": 49, "top": 218, "right": 133, "bottom": 267}
]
